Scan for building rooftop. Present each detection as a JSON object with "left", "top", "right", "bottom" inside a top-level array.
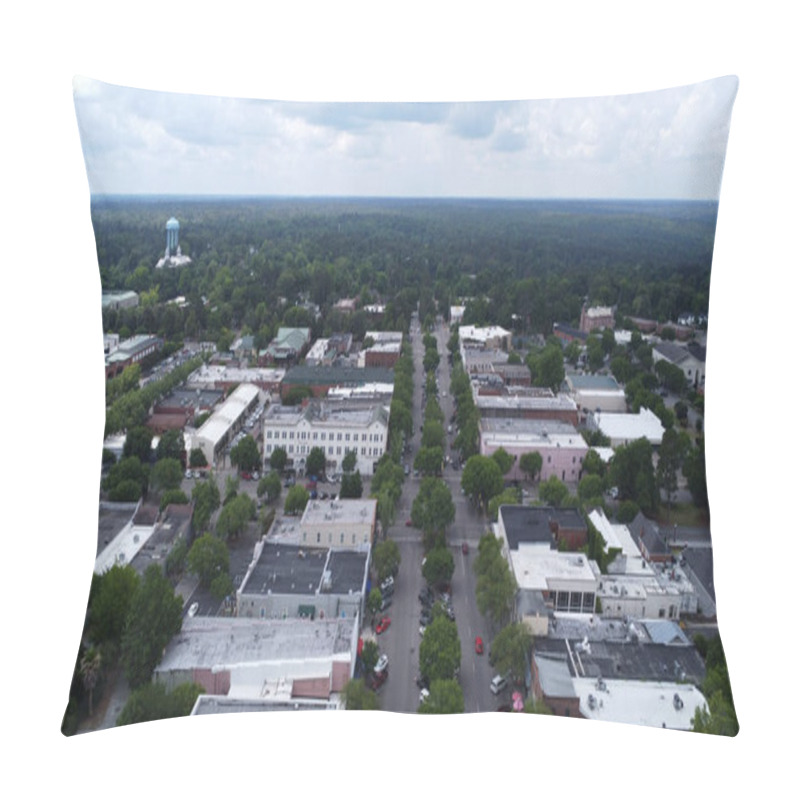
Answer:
[
  {"left": 475, "top": 389, "right": 578, "bottom": 413},
  {"left": 191, "top": 695, "right": 339, "bottom": 714},
  {"left": 565, "top": 373, "right": 623, "bottom": 391},
  {"left": 156, "top": 615, "right": 356, "bottom": 673},
  {"left": 238, "top": 541, "right": 368, "bottom": 598},
  {"left": 535, "top": 631, "right": 706, "bottom": 685},
  {"left": 510, "top": 549, "right": 599, "bottom": 592},
  {"left": 574, "top": 676, "right": 706, "bottom": 730},
  {"left": 499, "top": 505, "right": 586, "bottom": 552},
  {"left": 187, "top": 364, "right": 284, "bottom": 388},
  {"left": 282, "top": 365, "right": 395, "bottom": 387},
  {"left": 459, "top": 324, "right": 511, "bottom": 343},
  {"left": 301, "top": 498, "right": 377, "bottom": 528},
  {"left": 94, "top": 502, "right": 158, "bottom": 575},
  {"left": 592, "top": 407, "right": 664, "bottom": 445}
]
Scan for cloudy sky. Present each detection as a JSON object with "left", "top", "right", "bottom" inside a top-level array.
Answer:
[{"left": 73, "top": 75, "right": 737, "bottom": 200}]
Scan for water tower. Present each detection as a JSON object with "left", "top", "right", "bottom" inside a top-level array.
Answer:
[{"left": 165, "top": 217, "right": 180, "bottom": 257}]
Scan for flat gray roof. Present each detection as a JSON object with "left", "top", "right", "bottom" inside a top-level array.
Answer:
[
  {"left": 240, "top": 542, "right": 368, "bottom": 597},
  {"left": 156, "top": 616, "right": 356, "bottom": 673}
]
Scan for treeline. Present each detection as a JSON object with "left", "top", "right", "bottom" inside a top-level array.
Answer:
[{"left": 94, "top": 196, "right": 716, "bottom": 347}]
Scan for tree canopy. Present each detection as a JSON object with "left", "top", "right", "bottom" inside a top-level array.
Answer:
[{"left": 120, "top": 564, "right": 183, "bottom": 689}]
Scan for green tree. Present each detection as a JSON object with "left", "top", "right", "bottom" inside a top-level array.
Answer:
[
  {"left": 155, "top": 429, "right": 185, "bottom": 463},
  {"left": 216, "top": 493, "right": 256, "bottom": 540},
  {"left": 580, "top": 449, "right": 606, "bottom": 478},
  {"left": 192, "top": 477, "right": 221, "bottom": 532},
  {"left": 474, "top": 533, "right": 517, "bottom": 626},
  {"left": 538, "top": 475, "right": 570, "bottom": 506},
  {"left": 117, "top": 681, "right": 205, "bottom": 727},
  {"left": 257, "top": 470, "right": 282, "bottom": 503},
  {"left": 343, "top": 679, "right": 380, "bottom": 710},
  {"left": 230, "top": 435, "right": 261, "bottom": 473},
  {"left": 103, "top": 455, "right": 149, "bottom": 500},
  {"left": 609, "top": 438, "right": 658, "bottom": 514},
  {"left": 270, "top": 447, "right": 288, "bottom": 472},
  {"left": 159, "top": 488, "right": 189, "bottom": 511},
  {"left": 120, "top": 564, "right": 183, "bottom": 689},
  {"left": 123, "top": 426, "right": 153, "bottom": 463},
  {"left": 418, "top": 678, "right": 464, "bottom": 714},
  {"left": 360, "top": 639, "right": 380, "bottom": 673},
  {"left": 490, "top": 447, "right": 515, "bottom": 478},
  {"left": 413, "top": 446, "right": 444, "bottom": 477},
  {"left": 488, "top": 487, "right": 522, "bottom": 522},
  {"left": 284, "top": 484, "right": 310, "bottom": 515},
  {"left": 340, "top": 470, "right": 363, "bottom": 498},
  {"left": 490, "top": 622, "right": 532, "bottom": 684},
  {"left": 578, "top": 473, "right": 605, "bottom": 505},
  {"left": 372, "top": 539, "right": 401, "bottom": 582},
  {"left": 657, "top": 427, "right": 686, "bottom": 518},
  {"left": 150, "top": 457, "right": 184, "bottom": 493},
  {"left": 422, "top": 544, "right": 455, "bottom": 589},
  {"left": 461, "top": 454, "right": 504, "bottom": 512},
  {"left": 189, "top": 447, "right": 208, "bottom": 469},
  {"left": 342, "top": 449, "right": 358, "bottom": 473},
  {"left": 419, "top": 616, "right": 461, "bottom": 682},
  {"left": 519, "top": 451, "right": 543, "bottom": 483},
  {"left": 89, "top": 563, "right": 140, "bottom": 645},
  {"left": 305, "top": 446, "right": 326, "bottom": 478},
  {"left": 79, "top": 647, "right": 103, "bottom": 717},
  {"left": 187, "top": 533, "right": 230, "bottom": 588},
  {"left": 684, "top": 439, "right": 709, "bottom": 510},
  {"left": 411, "top": 477, "right": 455, "bottom": 550},
  {"left": 366, "top": 587, "right": 383, "bottom": 620}
]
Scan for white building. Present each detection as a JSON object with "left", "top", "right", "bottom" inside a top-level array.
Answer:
[
  {"left": 269, "top": 497, "right": 378, "bottom": 548},
  {"left": 590, "top": 407, "right": 665, "bottom": 447},
  {"left": 263, "top": 397, "right": 390, "bottom": 476},
  {"left": 509, "top": 547, "right": 600, "bottom": 615},
  {"left": 154, "top": 616, "right": 358, "bottom": 707},
  {"left": 564, "top": 373, "right": 627, "bottom": 414},
  {"left": 190, "top": 383, "right": 260, "bottom": 466},
  {"left": 459, "top": 324, "right": 512, "bottom": 352},
  {"left": 589, "top": 509, "right": 698, "bottom": 618},
  {"left": 574, "top": 676, "right": 706, "bottom": 731}
]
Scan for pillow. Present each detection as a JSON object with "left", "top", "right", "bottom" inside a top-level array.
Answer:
[{"left": 65, "top": 75, "right": 738, "bottom": 735}]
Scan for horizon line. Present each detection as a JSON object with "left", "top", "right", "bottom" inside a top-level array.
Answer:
[{"left": 90, "top": 193, "right": 719, "bottom": 203}]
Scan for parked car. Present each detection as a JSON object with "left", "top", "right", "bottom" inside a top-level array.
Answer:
[
  {"left": 374, "top": 653, "right": 389, "bottom": 674},
  {"left": 375, "top": 617, "right": 391, "bottom": 634},
  {"left": 380, "top": 576, "right": 395, "bottom": 596},
  {"left": 490, "top": 674, "right": 508, "bottom": 694}
]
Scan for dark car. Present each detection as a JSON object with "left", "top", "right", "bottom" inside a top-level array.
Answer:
[{"left": 461, "top": 542, "right": 469, "bottom": 555}]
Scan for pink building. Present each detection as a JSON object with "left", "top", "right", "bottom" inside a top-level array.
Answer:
[{"left": 479, "top": 418, "right": 588, "bottom": 483}]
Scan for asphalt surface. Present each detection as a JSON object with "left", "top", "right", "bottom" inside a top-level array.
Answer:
[{"left": 374, "top": 317, "right": 506, "bottom": 713}]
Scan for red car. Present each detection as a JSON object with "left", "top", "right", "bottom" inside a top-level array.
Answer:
[
  {"left": 376, "top": 617, "right": 392, "bottom": 634},
  {"left": 461, "top": 542, "right": 469, "bottom": 554},
  {"left": 475, "top": 636, "right": 484, "bottom": 654},
  {"left": 405, "top": 519, "right": 413, "bottom": 527}
]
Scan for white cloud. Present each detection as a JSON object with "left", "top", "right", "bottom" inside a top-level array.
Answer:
[{"left": 72, "top": 76, "right": 737, "bottom": 199}]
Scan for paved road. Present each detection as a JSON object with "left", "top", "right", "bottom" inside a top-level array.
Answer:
[{"left": 376, "top": 317, "right": 503, "bottom": 713}]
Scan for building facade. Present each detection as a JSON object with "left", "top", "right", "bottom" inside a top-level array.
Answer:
[{"left": 263, "top": 397, "right": 390, "bottom": 476}]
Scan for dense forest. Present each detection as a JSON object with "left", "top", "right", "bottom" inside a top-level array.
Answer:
[{"left": 93, "top": 196, "right": 717, "bottom": 347}]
